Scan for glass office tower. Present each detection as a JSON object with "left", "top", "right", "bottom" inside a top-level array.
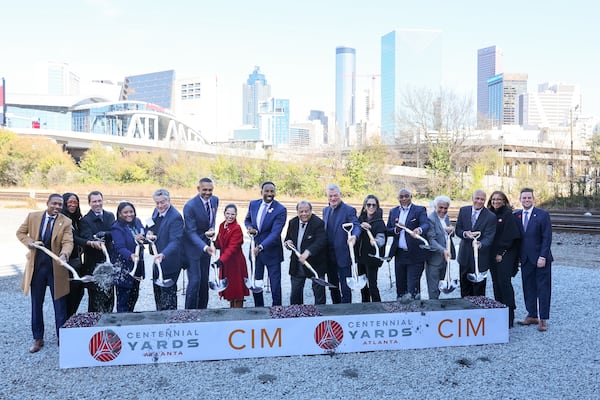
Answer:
[
  {"left": 477, "top": 46, "right": 504, "bottom": 124},
  {"left": 335, "top": 46, "right": 356, "bottom": 147}
]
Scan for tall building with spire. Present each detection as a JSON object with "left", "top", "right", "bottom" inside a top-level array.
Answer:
[
  {"left": 335, "top": 46, "right": 356, "bottom": 147},
  {"left": 243, "top": 66, "right": 271, "bottom": 128},
  {"left": 477, "top": 45, "right": 504, "bottom": 124}
]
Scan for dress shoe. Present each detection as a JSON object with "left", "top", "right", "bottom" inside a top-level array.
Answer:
[
  {"left": 537, "top": 320, "right": 548, "bottom": 332},
  {"left": 29, "top": 339, "right": 44, "bottom": 353},
  {"left": 517, "top": 317, "right": 539, "bottom": 326}
]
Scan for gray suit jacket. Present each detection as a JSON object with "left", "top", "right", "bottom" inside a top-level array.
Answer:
[{"left": 426, "top": 212, "right": 454, "bottom": 266}]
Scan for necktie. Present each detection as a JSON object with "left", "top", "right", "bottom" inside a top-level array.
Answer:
[
  {"left": 297, "top": 222, "right": 307, "bottom": 249},
  {"left": 205, "top": 201, "right": 212, "bottom": 224},
  {"left": 258, "top": 203, "right": 269, "bottom": 230},
  {"left": 154, "top": 215, "right": 164, "bottom": 233},
  {"left": 471, "top": 211, "right": 478, "bottom": 227},
  {"left": 42, "top": 216, "right": 55, "bottom": 244},
  {"left": 523, "top": 211, "right": 529, "bottom": 231}
]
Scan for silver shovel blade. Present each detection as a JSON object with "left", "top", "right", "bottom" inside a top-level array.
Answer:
[
  {"left": 346, "top": 274, "right": 368, "bottom": 290},
  {"left": 75, "top": 275, "right": 96, "bottom": 283},
  {"left": 244, "top": 278, "right": 264, "bottom": 293},
  {"left": 438, "top": 280, "right": 457, "bottom": 294},
  {"left": 467, "top": 272, "right": 487, "bottom": 283},
  {"left": 154, "top": 278, "right": 175, "bottom": 288},
  {"left": 209, "top": 278, "right": 228, "bottom": 291}
]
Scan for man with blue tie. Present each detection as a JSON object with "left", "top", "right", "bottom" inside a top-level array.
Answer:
[
  {"left": 323, "top": 184, "right": 360, "bottom": 304},
  {"left": 149, "top": 189, "right": 184, "bottom": 310},
  {"left": 183, "top": 178, "right": 218, "bottom": 309},
  {"left": 245, "top": 181, "right": 287, "bottom": 307},
  {"left": 386, "top": 188, "right": 430, "bottom": 301},
  {"left": 455, "top": 189, "right": 497, "bottom": 297},
  {"left": 16, "top": 194, "right": 73, "bottom": 353},
  {"left": 80, "top": 191, "right": 115, "bottom": 312},
  {"left": 515, "top": 188, "right": 553, "bottom": 332}
]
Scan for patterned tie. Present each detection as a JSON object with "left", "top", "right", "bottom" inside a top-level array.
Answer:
[
  {"left": 205, "top": 201, "right": 211, "bottom": 225},
  {"left": 471, "top": 211, "right": 478, "bottom": 228},
  {"left": 523, "top": 210, "right": 529, "bottom": 231}
]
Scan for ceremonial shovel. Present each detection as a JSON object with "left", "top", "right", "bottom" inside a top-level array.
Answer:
[
  {"left": 31, "top": 241, "right": 95, "bottom": 283},
  {"left": 342, "top": 223, "right": 367, "bottom": 290},
  {"left": 467, "top": 231, "right": 487, "bottom": 283},
  {"left": 286, "top": 242, "right": 336, "bottom": 288},
  {"left": 244, "top": 231, "right": 263, "bottom": 293},
  {"left": 146, "top": 238, "right": 175, "bottom": 288},
  {"left": 438, "top": 233, "right": 458, "bottom": 294},
  {"left": 207, "top": 234, "right": 228, "bottom": 292},
  {"left": 396, "top": 223, "right": 430, "bottom": 249}
]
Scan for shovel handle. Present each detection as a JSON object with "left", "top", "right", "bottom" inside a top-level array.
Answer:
[
  {"left": 286, "top": 243, "right": 318, "bottom": 277},
  {"left": 31, "top": 242, "right": 82, "bottom": 279}
]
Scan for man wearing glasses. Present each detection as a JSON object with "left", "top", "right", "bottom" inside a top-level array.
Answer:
[{"left": 386, "top": 188, "right": 430, "bottom": 301}]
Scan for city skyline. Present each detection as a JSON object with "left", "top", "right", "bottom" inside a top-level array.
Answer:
[{"left": 2, "top": 1, "right": 599, "bottom": 141}]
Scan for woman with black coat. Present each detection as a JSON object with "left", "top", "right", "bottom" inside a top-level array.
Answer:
[
  {"left": 487, "top": 191, "right": 521, "bottom": 327},
  {"left": 61, "top": 192, "right": 87, "bottom": 318},
  {"left": 356, "top": 195, "right": 386, "bottom": 302}
]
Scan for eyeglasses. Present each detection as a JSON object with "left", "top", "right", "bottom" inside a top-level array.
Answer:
[
  {"left": 366, "top": 203, "right": 377, "bottom": 208},
  {"left": 491, "top": 198, "right": 504, "bottom": 202}
]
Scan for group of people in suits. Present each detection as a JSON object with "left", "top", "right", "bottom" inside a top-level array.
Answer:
[{"left": 16, "top": 181, "right": 553, "bottom": 354}]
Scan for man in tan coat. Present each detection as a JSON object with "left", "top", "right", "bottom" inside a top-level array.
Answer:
[{"left": 16, "top": 193, "right": 73, "bottom": 353}]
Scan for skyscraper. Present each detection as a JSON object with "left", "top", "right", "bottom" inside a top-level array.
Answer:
[
  {"left": 477, "top": 46, "right": 504, "bottom": 124},
  {"left": 47, "top": 62, "right": 80, "bottom": 96},
  {"left": 487, "top": 73, "right": 528, "bottom": 127},
  {"left": 380, "top": 29, "right": 443, "bottom": 144},
  {"left": 258, "top": 97, "right": 289, "bottom": 148},
  {"left": 243, "top": 66, "right": 271, "bottom": 128},
  {"left": 335, "top": 46, "right": 356, "bottom": 147}
]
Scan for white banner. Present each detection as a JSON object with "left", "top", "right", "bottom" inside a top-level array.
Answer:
[{"left": 60, "top": 307, "right": 507, "bottom": 368}]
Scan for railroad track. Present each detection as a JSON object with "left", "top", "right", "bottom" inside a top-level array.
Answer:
[{"left": 1, "top": 190, "right": 599, "bottom": 234}]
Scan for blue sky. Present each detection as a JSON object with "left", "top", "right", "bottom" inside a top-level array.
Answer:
[{"left": 2, "top": 0, "right": 599, "bottom": 131}]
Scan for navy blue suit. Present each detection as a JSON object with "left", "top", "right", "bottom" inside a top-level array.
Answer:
[
  {"left": 111, "top": 218, "right": 145, "bottom": 312},
  {"left": 515, "top": 207, "right": 553, "bottom": 320},
  {"left": 183, "top": 195, "right": 218, "bottom": 309},
  {"left": 245, "top": 199, "right": 287, "bottom": 306},
  {"left": 455, "top": 205, "right": 496, "bottom": 297},
  {"left": 150, "top": 205, "right": 184, "bottom": 310},
  {"left": 386, "top": 204, "right": 430, "bottom": 298},
  {"left": 323, "top": 202, "right": 360, "bottom": 303}
]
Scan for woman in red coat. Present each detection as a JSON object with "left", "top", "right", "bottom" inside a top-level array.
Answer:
[{"left": 214, "top": 204, "right": 249, "bottom": 308}]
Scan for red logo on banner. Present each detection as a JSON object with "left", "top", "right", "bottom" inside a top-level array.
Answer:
[
  {"left": 314, "top": 320, "right": 343, "bottom": 350},
  {"left": 89, "top": 329, "right": 122, "bottom": 362}
]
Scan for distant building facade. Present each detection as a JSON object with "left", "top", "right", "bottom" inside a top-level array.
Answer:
[
  {"left": 120, "top": 70, "right": 175, "bottom": 109},
  {"left": 477, "top": 46, "right": 504, "bottom": 123},
  {"left": 335, "top": 46, "right": 356, "bottom": 147},
  {"left": 243, "top": 66, "right": 271, "bottom": 128},
  {"left": 519, "top": 82, "right": 581, "bottom": 129},
  {"left": 258, "top": 97, "right": 289, "bottom": 148},
  {"left": 488, "top": 73, "right": 528, "bottom": 127},
  {"left": 381, "top": 29, "right": 443, "bottom": 144},
  {"left": 47, "top": 62, "right": 80, "bottom": 96}
]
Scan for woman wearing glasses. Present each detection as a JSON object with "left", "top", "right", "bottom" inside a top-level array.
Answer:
[
  {"left": 356, "top": 195, "right": 386, "bottom": 302},
  {"left": 487, "top": 191, "right": 521, "bottom": 328}
]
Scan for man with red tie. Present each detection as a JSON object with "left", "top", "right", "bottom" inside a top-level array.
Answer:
[{"left": 16, "top": 194, "right": 73, "bottom": 353}]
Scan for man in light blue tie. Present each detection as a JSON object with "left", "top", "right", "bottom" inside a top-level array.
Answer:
[{"left": 245, "top": 182, "right": 287, "bottom": 307}]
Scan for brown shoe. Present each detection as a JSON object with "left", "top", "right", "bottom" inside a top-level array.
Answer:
[
  {"left": 29, "top": 339, "right": 44, "bottom": 353},
  {"left": 517, "top": 317, "right": 540, "bottom": 326},
  {"left": 537, "top": 320, "right": 548, "bottom": 332}
]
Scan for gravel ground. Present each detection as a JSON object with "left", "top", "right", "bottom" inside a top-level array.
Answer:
[{"left": 1, "top": 207, "right": 599, "bottom": 399}]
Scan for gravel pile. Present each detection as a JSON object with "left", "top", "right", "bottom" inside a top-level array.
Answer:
[{"left": 0, "top": 231, "right": 598, "bottom": 399}]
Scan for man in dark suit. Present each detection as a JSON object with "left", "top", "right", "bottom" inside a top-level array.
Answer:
[
  {"left": 455, "top": 189, "right": 497, "bottom": 297},
  {"left": 284, "top": 200, "right": 327, "bottom": 305},
  {"left": 245, "top": 181, "right": 287, "bottom": 307},
  {"left": 386, "top": 188, "right": 430, "bottom": 301},
  {"left": 16, "top": 193, "right": 73, "bottom": 353},
  {"left": 183, "top": 177, "right": 218, "bottom": 309},
  {"left": 323, "top": 184, "right": 360, "bottom": 304},
  {"left": 515, "top": 188, "right": 553, "bottom": 332},
  {"left": 79, "top": 191, "right": 115, "bottom": 313},
  {"left": 149, "top": 189, "right": 184, "bottom": 310}
]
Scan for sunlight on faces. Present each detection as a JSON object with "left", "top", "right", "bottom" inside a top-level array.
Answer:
[
  {"left": 224, "top": 207, "right": 237, "bottom": 224},
  {"left": 198, "top": 182, "right": 214, "bottom": 201},
  {"left": 327, "top": 189, "right": 341, "bottom": 207},
  {"left": 66, "top": 195, "right": 79, "bottom": 214},
  {"left": 472, "top": 190, "right": 486, "bottom": 210},
  {"left": 119, "top": 205, "right": 136, "bottom": 223},
  {"left": 297, "top": 204, "right": 312, "bottom": 223},
  {"left": 436, "top": 201, "right": 449, "bottom": 217},
  {"left": 46, "top": 196, "right": 63, "bottom": 216},
  {"left": 261, "top": 184, "right": 276, "bottom": 203},
  {"left": 520, "top": 191, "right": 534, "bottom": 209}
]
